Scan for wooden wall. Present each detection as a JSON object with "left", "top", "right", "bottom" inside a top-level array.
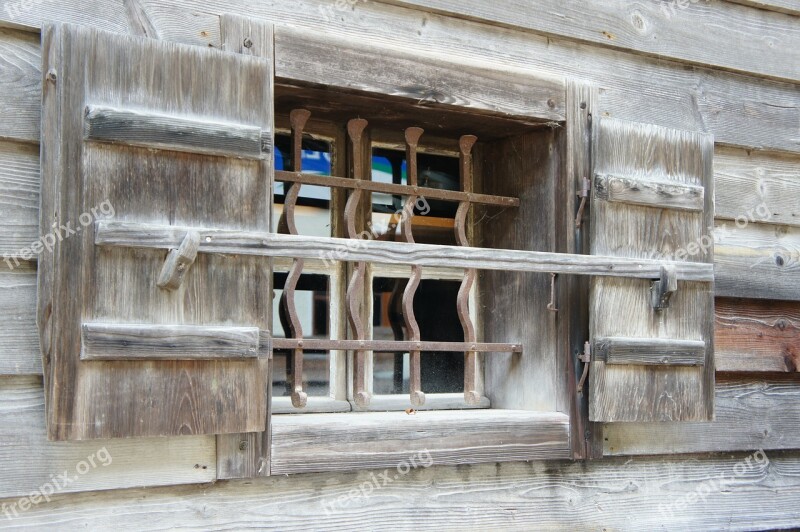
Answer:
[{"left": 0, "top": 0, "right": 798, "bottom": 529}]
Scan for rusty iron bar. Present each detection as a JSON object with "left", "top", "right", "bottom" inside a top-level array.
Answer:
[
  {"left": 271, "top": 338, "right": 522, "bottom": 353},
  {"left": 401, "top": 127, "right": 425, "bottom": 407},
  {"left": 277, "top": 108, "right": 311, "bottom": 408},
  {"left": 345, "top": 118, "right": 371, "bottom": 408},
  {"left": 455, "top": 135, "right": 482, "bottom": 406},
  {"left": 275, "top": 170, "right": 519, "bottom": 207}
]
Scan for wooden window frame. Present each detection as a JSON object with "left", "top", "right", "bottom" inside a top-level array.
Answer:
[{"left": 265, "top": 25, "right": 588, "bottom": 472}]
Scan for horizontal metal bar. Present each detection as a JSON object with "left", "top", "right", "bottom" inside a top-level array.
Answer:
[
  {"left": 81, "top": 323, "right": 263, "bottom": 361},
  {"left": 272, "top": 339, "right": 522, "bottom": 353},
  {"left": 593, "top": 337, "right": 706, "bottom": 366},
  {"left": 276, "top": 170, "right": 519, "bottom": 207},
  {"left": 94, "top": 221, "right": 715, "bottom": 282},
  {"left": 84, "top": 105, "right": 267, "bottom": 159}
]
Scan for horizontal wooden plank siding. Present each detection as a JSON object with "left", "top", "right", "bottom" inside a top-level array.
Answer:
[
  {"left": 604, "top": 377, "right": 800, "bottom": 455},
  {"left": 716, "top": 297, "right": 800, "bottom": 372},
  {"left": 715, "top": 221, "right": 800, "bottom": 301},
  {"left": 378, "top": 0, "right": 800, "bottom": 82},
  {"left": 0, "top": 140, "right": 39, "bottom": 257},
  {"left": 3, "top": 452, "right": 800, "bottom": 530},
  {"left": 0, "top": 376, "right": 216, "bottom": 500},
  {"left": 0, "top": 264, "right": 40, "bottom": 375},
  {"left": 725, "top": 0, "right": 800, "bottom": 16},
  {"left": 1, "top": 4, "right": 799, "bottom": 153},
  {"left": 715, "top": 146, "right": 800, "bottom": 229},
  {"left": 271, "top": 410, "right": 571, "bottom": 474}
]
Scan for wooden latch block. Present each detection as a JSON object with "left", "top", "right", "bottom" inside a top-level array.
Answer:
[
  {"left": 651, "top": 265, "right": 678, "bottom": 310},
  {"left": 157, "top": 231, "right": 201, "bottom": 291}
]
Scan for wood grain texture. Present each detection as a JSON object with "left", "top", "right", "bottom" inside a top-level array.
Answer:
[
  {"left": 84, "top": 105, "right": 267, "bottom": 159},
  {"left": 594, "top": 173, "right": 705, "bottom": 212},
  {"left": 725, "top": 0, "right": 800, "bottom": 16},
  {"left": 715, "top": 220, "right": 800, "bottom": 300},
  {"left": 716, "top": 297, "right": 800, "bottom": 372},
  {"left": 39, "top": 23, "right": 272, "bottom": 440},
  {"left": 589, "top": 118, "right": 715, "bottom": 422},
  {"left": 214, "top": 13, "right": 275, "bottom": 481},
  {"left": 377, "top": 0, "right": 800, "bottom": 82},
  {"left": 0, "top": 263, "right": 40, "bottom": 375},
  {"left": 95, "top": 220, "right": 716, "bottom": 281},
  {"left": 3, "top": 451, "right": 800, "bottom": 530},
  {"left": 0, "top": 139, "right": 38, "bottom": 256},
  {"left": 605, "top": 377, "right": 800, "bottom": 455},
  {"left": 478, "top": 131, "right": 563, "bottom": 414},
  {"left": 594, "top": 337, "right": 707, "bottom": 366},
  {"left": 0, "top": 376, "right": 216, "bottom": 500},
  {"left": 1, "top": 2, "right": 798, "bottom": 153},
  {"left": 271, "top": 410, "right": 571, "bottom": 475},
  {"left": 715, "top": 146, "right": 800, "bottom": 228},
  {"left": 80, "top": 323, "right": 262, "bottom": 361}
]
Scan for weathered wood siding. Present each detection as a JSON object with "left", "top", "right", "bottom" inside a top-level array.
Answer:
[{"left": 0, "top": 0, "right": 798, "bottom": 528}]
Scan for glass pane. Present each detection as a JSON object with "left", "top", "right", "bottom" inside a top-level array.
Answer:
[
  {"left": 372, "top": 277, "right": 464, "bottom": 395},
  {"left": 370, "top": 147, "right": 461, "bottom": 245},
  {"left": 272, "top": 273, "right": 331, "bottom": 398},
  {"left": 274, "top": 134, "right": 332, "bottom": 237}
]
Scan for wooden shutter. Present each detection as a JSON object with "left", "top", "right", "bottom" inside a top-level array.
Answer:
[
  {"left": 589, "top": 118, "right": 715, "bottom": 422},
  {"left": 38, "top": 23, "right": 273, "bottom": 440}
]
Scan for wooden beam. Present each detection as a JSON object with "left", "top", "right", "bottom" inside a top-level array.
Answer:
[
  {"left": 593, "top": 337, "right": 706, "bottom": 366},
  {"left": 594, "top": 173, "right": 705, "bottom": 212},
  {"left": 84, "top": 105, "right": 267, "bottom": 159},
  {"left": 376, "top": 0, "right": 800, "bottom": 83},
  {"left": 5, "top": 450, "right": 800, "bottom": 530},
  {"left": 94, "top": 221, "right": 716, "bottom": 281},
  {"left": 716, "top": 297, "right": 800, "bottom": 372},
  {"left": 271, "top": 410, "right": 571, "bottom": 474},
  {"left": 80, "top": 323, "right": 263, "bottom": 361}
]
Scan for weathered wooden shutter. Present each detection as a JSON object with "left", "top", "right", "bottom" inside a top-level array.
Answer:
[
  {"left": 38, "top": 23, "right": 273, "bottom": 440},
  {"left": 589, "top": 118, "right": 715, "bottom": 422}
]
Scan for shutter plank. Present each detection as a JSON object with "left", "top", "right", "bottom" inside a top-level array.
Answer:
[{"left": 589, "top": 118, "right": 715, "bottom": 423}]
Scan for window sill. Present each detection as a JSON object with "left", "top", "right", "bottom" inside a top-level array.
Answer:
[{"left": 270, "top": 410, "right": 571, "bottom": 475}]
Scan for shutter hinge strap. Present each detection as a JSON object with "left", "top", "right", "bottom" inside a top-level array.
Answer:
[
  {"left": 577, "top": 341, "right": 591, "bottom": 394},
  {"left": 575, "top": 176, "right": 591, "bottom": 229}
]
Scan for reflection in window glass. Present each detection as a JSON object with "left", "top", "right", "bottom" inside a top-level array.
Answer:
[
  {"left": 272, "top": 273, "right": 331, "bottom": 398},
  {"left": 273, "top": 134, "right": 333, "bottom": 237},
  {"left": 372, "top": 277, "right": 464, "bottom": 395}
]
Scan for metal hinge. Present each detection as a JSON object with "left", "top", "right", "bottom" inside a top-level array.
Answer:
[
  {"left": 575, "top": 176, "right": 591, "bottom": 229},
  {"left": 577, "top": 341, "right": 591, "bottom": 394}
]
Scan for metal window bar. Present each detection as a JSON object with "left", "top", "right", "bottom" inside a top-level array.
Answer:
[{"left": 275, "top": 109, "right": 521, "bottom": 408}]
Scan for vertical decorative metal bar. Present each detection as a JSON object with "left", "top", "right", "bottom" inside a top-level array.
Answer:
[
  {"left": 345, "top": 119, "right": 371, "bottom": 408},
  {"left": 278, "top": 108, "right": 311, "bottom": 408},
  {"left": 400, "top": 127, "right": 425, "bottom": 407},
  {"left": 455, "top": 135, "right": 481, "bottom": 405}
]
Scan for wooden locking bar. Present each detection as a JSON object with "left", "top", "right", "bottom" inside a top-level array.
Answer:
[
  {"left": 592, "top": 337, "right": 707, "bottom": 366},
  {"left": 95, "top": 221, "right": 716, "bottom": 282}
]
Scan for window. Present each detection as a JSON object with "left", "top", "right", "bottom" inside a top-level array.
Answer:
[{"left": 39, "top": 21, "right": 715, "bottom": 478}]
